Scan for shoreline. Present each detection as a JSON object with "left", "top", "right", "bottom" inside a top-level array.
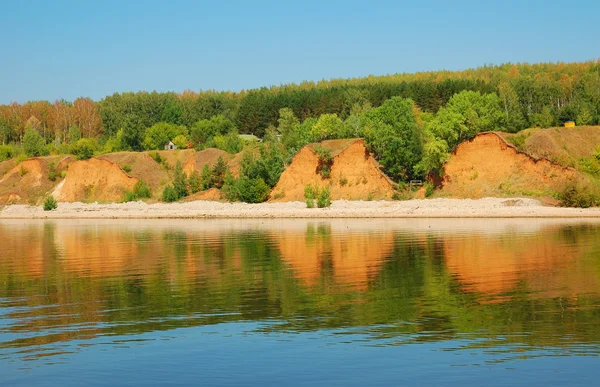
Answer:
[{"left": 2, "top": 198, "right": 600, "bottom": 219}]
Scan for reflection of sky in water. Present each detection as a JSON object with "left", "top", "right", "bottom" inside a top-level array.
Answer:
[{"left": 1, "top": 219, "right": 600, "bottom": 385}]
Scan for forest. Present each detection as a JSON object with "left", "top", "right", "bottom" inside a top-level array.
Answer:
[{"left": 1, "top": 60, "right": 599, "bottom": 187}]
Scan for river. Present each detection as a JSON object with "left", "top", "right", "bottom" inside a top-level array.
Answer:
[{"left": 1, "top": 219, "right": 599, "bottom": 386}]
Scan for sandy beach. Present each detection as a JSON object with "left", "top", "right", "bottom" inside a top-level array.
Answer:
[{"left": 1, "top": 198, "right": 600, "bottom": 219}]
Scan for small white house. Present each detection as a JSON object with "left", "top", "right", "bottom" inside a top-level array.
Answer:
[{"left": 164, "top": 141, "right": 177, "bottom": 150}]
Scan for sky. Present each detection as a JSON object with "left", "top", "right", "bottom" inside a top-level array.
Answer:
[{"left": 0, "top": 0, "right": 599, "bottom": 104}]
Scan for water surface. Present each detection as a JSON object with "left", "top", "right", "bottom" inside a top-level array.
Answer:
[{"left": 1, "top": 218, "right": 600, "bottom": 386}]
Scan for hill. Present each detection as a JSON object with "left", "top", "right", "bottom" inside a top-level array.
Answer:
[{"left": 499, "top": 126, "right": 600, "bottom": 169}]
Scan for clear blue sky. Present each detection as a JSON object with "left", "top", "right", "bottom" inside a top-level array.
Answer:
[{"left": 1, "top": 0, "right": 598, "bottom": 104}]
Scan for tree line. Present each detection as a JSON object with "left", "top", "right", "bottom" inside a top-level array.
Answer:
[{"left": 1, "top": 60, "right": 599, "bottom": 147}]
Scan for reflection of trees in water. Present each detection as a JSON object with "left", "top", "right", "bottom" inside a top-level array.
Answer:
[{"left": 1, "top": 222, "right": 600, "bottom": 356}]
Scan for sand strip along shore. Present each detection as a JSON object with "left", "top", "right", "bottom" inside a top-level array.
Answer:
[{"left": 2, "top": 198, "right": 600, "bottom": 219}]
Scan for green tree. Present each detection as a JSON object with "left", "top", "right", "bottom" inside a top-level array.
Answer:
[
  {"left": 498, "top": 82, "right": 527, "bottom": 133},
  {"left": 68, "top": 126, "right": 82, "bottom": 144},
  {"left": 310, "top": 114, "right": 343, "bottom": 142},
  {"left": 172, "top": 161, "right": 188, "bottom": 199},
  {"left": 428, "top": 91, "right": 505, "bottom": 149},
  {"left": 72, "top": 138, "right": 98, "bottom": 160},
  {"left": 211, "top": 156, "right": 229, "bottom": 189},
  {"left": 22, "top": 128, "right": 46, "bottom": 157},
  {"left": 172, "top": 134, "right": 189, "bottom": 150},
  {"left": 188, "top": 171, "right": 202, "bottom": 194},
  {"left": 190, "top": 115, "right": 236, "bottom": 145},
  {"left": 531, "top": 106, "right": 555, "bottom": 128},
  {"left": 362, "top": 97, "right": 423, "bottom": 181},
  {"left": 143, "top": 122, "right": 188, "bottom": 150}
]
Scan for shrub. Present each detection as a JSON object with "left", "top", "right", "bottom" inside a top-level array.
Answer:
[
  {"left": 121, "top": 191, "right": 137, "bottom": 203},
  {"left": 68, "top": 126, "right": 82, "bottom": 144},
  {"left": 317, "top": 186, "right": 332, "bottom": 208},
  {"left": 133, "top": 180, "right": 152, "bottom": 199},
  {"left": 579, "top": 157, "right": 600, "bottom": 177},
  {"left": 305, "top": 184, "right": 332, "bottom": 208},
  {"left": 221, "top": 173, "right": 237, "bottom": 201},
  {"left": 72, "top": 138, "right": 98, "bottom": 160},
  {"left": 162, "top": 185, "right": 178, "bottom": 202},
  {"left": 425, "top": 182, "right": 435, "bottom": 198},
  {"left": 0, "top": 145, "right": 15, "bottom": 162},
  {"left": 313, "top": 145, "right": 333, "bottom": 179},
  {"left": 560, "top": 184, "right": 596, "bottom": 208},
  {"left": 188, "top": 170, "right": 203, "bottom": 194},
  {"left": 43, "top": 196, "right": 57, "bottom": 211},
  {"left": 172, "top": 134, "right": 189, "bottom": 150},
  {"left": 150, "top": 152, "right": 163, "bottom": 164},
  {"left": 508, "top": 134, "right": 528, "bottom": 152},
  {"left": 172, "top": 161, "right": 189, "bottom": 199},
  {"left": 210, "top": 156, "right": 229, "bottom": 189},
  {"left": 201, "top": 164, "right": 212, "bottom": 190},
  {"left": 20, "top": 165, "right": 28, "bottom": 176},
  {"left": 48, "top": 162, "right": 58, "bottom": 182},
  {"left": 23, "top": 128, "right": 46, "bottom": 157},
  {"left": 121, "top": 164, "right": 132, "bottom": 173},
  {"left": 339, "top": 175, "right": 348, "bottom": 186},
  {"left": 234, "top": 176, "right": 270, "bottom": 203}
]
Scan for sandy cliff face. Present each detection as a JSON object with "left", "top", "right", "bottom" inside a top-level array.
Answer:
[
  {"left": 440, "top": 133, "right": 581, "bottom": 198},
  {"left": 0, "top": 156, "right": 72, "bottom": 205},
  {"left": 54, "top": 158, "right": 138, "bottom": 202},
  {"left": 270, "top": 139, "right": 395, "bottom": 202}
]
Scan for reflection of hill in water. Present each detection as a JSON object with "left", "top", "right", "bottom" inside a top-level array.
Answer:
[
  {"left": 1, "top": 219, "right": 600, "bottom": 358},
  {"left": 276, "top": 223, "right": 393, "bottom": 290},
  {"left": 443, "top": 225, "right": 600, "bottom": 299}
]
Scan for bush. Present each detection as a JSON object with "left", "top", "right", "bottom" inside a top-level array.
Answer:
[
  {"left": 210, "top": 156, "right": 229, "bottom": 189},
  {"left": 234, "top": 176, "right": 270, "bottom": 203},
  {"left": 48, "top": 162, "right": 58, "bottom": 182},
  {"left": 133, "top": 180, "right": 152, "bottom": 199},
  {"left": 172, "top": 134, "right": 189, "bottom": 150},
  {"left": 425, "top": 182, "right": 435, "bottom": 198},
  {"left": 313, "top": 145, "right": 333, "bottom": 179},
  {"left": 172, "top": 161, "right": 189, "bottom": 199},
  {"left": 16, "top": 153, "right": 27, "bottom": 163},
  {"left": 68, "top": 126, "right": 82, "bottom": 144},
  {"left": 317, "top": 186, "right": 332, "bottom": 208},
  {"left": 188, "top": 170, "right": 203, "bottom": 194},
  {"left": 121, "top": 164, "right": 132, "bottom": 173},
  {"left": 121, "top": 191, "right": 137, "bottom": 203},
  {"left": 199, "top": 164, "right": 212, "bottom": 190},
  {"left": 72, "top": 138, "right": 98, "bottom": 160},
  {"left": 304, "top": 184, "right": 332, "bottom": 208},
  {"left": 22, "top": 128, "right": 46, "bottom": 157},
  {"left": 162, "top": 185, "right": 178, "bottom": 202},
  {"left": 0, "top": 144, "right": 18, "bottom": 162},
  {"left": 560, "top": 184, "right": 596, "bottom": 208},
  {"left": 43, "top": 196, "right": 58, "bottom": 211},
  {"left": 150, "top": 152, "right": 163, "bottom": 164}
]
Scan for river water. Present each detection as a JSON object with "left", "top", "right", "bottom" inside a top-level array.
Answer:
[{"left": 1, "top": 218, "right": 600, "bottom": 386}]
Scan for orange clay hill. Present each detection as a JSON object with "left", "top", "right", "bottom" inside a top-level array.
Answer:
[
  {"left": 182, "top": 148, "right": 233, "bottom": 177},
  {"left": 439, "top": 131, "right": 589, "bottom": 199},
  {"left": 54, "top": 158, "right": 138, "bottom": 202},
  {"left": 270, "top": 138, "right": 395, "bottom": 202},
  {"left": 97, "top": 152, "right": 169, "bottom": 196},
  {"left": 0, "top": 156, "right": 73, "bottom": 205}
]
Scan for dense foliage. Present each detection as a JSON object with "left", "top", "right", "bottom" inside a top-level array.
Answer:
[
  {"left": 2, "top": 60, "right": 600, "bottom": 198},
  {"left": 1, "top": 61, "right": 599, "bottom": 146}
]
